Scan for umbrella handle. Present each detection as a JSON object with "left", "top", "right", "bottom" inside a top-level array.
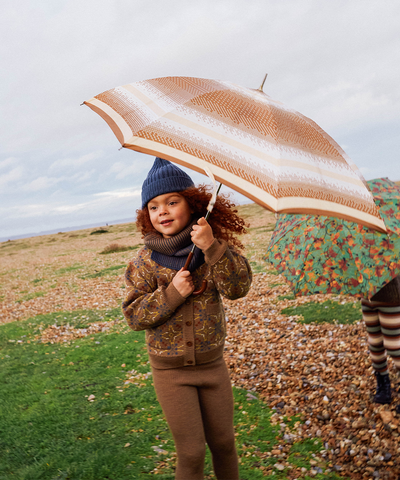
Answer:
[{"left": 183, "top": 251, "right": 207, "bottom": 296}]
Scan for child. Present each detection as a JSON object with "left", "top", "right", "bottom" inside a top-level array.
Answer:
[
  {"left": 361, "top": 274, "right": 400, "bottom": 412},
  {"left": 122, "top": 158, "right": 252, "bottom": 480}
]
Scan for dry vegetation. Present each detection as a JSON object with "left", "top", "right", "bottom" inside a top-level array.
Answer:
[{"left": 0, "top": 222, "right": 143, "bottom": 324}]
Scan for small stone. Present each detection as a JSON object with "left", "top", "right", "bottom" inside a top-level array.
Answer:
[
  {"left": 246, "top": 393, "right": 257, "bottom": 401},
  {"left": 276, "top": 401, "right": 285, "bottom": 409},
  {"left": 352, "top": 418, "right": 367, "bottom": 429},
  {"left": 379, "top": 410, "right": 393, "bottom": 424},
  {"left": 283, "top": 434, "right": 293, "bottom": 443},
  {"left": 384, "top": 452, "right": 392, "bottom": 461},
  {"left": 321, "top": 410, "right": 330, "bottom": 420},
  {"left": 151, "top": 445, "right": 168, "bottom": 455},
  {"left": 274, "top": 463, "right": 285, "bottom": 471}
]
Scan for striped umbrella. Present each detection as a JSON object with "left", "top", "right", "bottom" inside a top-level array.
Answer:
[{"left": 84, "top": 76, "right": 385, "bottom": 232}]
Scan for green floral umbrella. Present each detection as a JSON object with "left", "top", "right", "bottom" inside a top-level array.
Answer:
[{"left": 265, "top": 178, "right": 400, "bottom": 299}]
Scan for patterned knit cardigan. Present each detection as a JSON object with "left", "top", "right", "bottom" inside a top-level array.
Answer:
[{"left": 122, "top": 238, "right": 252, "bottom": 369}]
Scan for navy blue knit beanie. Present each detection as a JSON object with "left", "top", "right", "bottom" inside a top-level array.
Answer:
[{"left": 141, "top": 158, "right": 195, "bottom": 208}]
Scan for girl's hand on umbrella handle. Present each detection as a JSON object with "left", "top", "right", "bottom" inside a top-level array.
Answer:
[
  {"left": 191, "top": 217, "right": 214, "bottom": 251},
  {"left": 172, "top": 268, "right": 195, "bottom": 298}
]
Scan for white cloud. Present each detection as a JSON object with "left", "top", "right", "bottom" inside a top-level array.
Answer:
[
  {"left": 69, "top": 169, "right": 97, "bottom": 183},
  {"left": 0, "top": 202, "right": 48, "bottom": 218},
  {"left": 0, "top": 166, "right": 25, "bottom": 189},
  {"left": 109, "top": 161, "right": 148, "bottom": 180},
  {"left": 20, "top": 176, "right": 64, "bottom": 192},
  {"left": 94, "top": 189, "right": 141, "bottom": 199},
  {"left": 49, "top": 151, "right": 103, "bottom": 171},
  {"left": 0, "top": 157, "right": 18, "bottom": 170},
  {"left": 52, "top": 203, "right": 89, "bottom": 214}
]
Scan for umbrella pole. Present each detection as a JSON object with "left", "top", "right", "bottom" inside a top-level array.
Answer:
[{"left": 183, "top": 183, "right": 222, "bottom": 295}]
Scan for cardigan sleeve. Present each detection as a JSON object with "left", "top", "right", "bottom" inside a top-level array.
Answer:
[
  {"left": 204, "top": 239, "right": 252, "bottom": 300},
  {"left": 122, "top": 252, "right": 185, "bottom": 331}
]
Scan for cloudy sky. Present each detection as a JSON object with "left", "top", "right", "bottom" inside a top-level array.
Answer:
[{"left": 1, "top": 0, "right": 399, "bottom": 240}]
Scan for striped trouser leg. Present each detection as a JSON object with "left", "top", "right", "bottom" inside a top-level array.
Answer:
[
  {"left": 361, "top": 302, "right": 388, "bottom": 374},
  {"left": 378, "top": 305, "right": 400, "bottom": 371}
]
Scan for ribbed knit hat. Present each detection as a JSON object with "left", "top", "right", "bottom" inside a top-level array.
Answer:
[{"left": 141, "top": 158, "right": 194, "bottom": 208}]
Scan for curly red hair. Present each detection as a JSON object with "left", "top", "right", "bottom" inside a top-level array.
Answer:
[{"left": 136, "top": 184, "right": 248, "bottom": 250}]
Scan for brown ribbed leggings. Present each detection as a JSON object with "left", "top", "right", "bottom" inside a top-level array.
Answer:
[{"left": 152, "top": 357, "right": 239, "bottom": 480}]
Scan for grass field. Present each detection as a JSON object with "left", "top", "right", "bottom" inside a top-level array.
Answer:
[
  {"left": 0, "top": 307, "right": 343, "bottom": 480},
  {"left": 0, "top": 204, "right": 359, "bottom": 479}
]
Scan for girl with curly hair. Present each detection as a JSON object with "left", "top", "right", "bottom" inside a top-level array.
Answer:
[{"left": 122, "top": 158, "right": 252, "bottom": 480}]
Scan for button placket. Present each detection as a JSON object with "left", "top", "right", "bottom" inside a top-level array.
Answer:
[{"left": 182, "top": 301, "right": 195, "bottom": 366}]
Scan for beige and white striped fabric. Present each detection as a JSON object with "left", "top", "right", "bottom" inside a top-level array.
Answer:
[{"left": 85, "top": 76, "right": 385, "bottom": 231}]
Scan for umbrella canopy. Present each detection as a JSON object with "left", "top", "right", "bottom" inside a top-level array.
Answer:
[
  {"left": 84, "top": 76, "right": 385, "bottom": 232},
  {"left": 265, "top": 178, "right": 400, "bottom": 299}
]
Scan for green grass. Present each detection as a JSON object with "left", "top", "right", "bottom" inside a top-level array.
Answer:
[
  {"left": 277, "top": 293, "right": 295, "bottom": 301},
  {"left": 54, "top": 264, "right": 84, "bottom": 276},
  {"left": 249, "top": 261, "right": 267, "bottom": 274},
  {"left": 0, "top": 241, "right": 31, "bottom": 252},
  {"left": 281, "top": 300, "right": 362, "bottom": 324},
  {"left": 99, "top": 244, "right": 142, "bottom": 255},
  {"left": 16, "top": 291, "right": 45, "bottom": 303},
  {"left": 82, "top": 265, "right": 126, "bottom": 279},
  {"left": 265, "top": 269, "right": 278, "bottom": 275},
  {"left": 248, "top": 226, "right": 275, "bottom": 234},
  {"left": 269, "top": 282, "right": 285, "bottom": 288},
  {"left": 90, "top": 229, "right": 109, "bottom": 235},
  {"left": 0, "top": 309, "right": 162, "bottom": 480},
  {"left": 0, "top": 309, "right": 345, "bottom": 480}
]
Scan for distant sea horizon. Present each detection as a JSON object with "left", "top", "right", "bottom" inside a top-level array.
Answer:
[{"left": 0, "top": 217, "right": 136, "bottom": 243}]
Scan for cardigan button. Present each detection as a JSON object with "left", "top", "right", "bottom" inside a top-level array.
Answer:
[
  {"left": 186, "top": 321, "right": 192, "bottom": 326},
  {"left": 186, "top": 341, "right": 193, "bottom": 347},
  {"left": 187, "top": 360, "right": 193, "bottom": 365}
]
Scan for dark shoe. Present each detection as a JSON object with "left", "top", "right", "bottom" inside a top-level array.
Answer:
[{"left": 374, "top": 372, "right": 392, "bottom": 404}]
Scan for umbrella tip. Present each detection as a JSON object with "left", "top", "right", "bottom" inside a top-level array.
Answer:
[{"left": 257, "top": 73, "right": 268, "bottom": 92}]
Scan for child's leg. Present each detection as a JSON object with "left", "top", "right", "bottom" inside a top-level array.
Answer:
[
  {"left": 362, "top": 301, "right": 388, "bottom": 374},
  {"left": 198, "top": 359, "right": 239, "bottom": 480},
  {"left": 152, "top": 367, "right": 206, "bottom": 480},
  {"left": 379, "top": 305, "right": 400, "bottom": 371}
]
